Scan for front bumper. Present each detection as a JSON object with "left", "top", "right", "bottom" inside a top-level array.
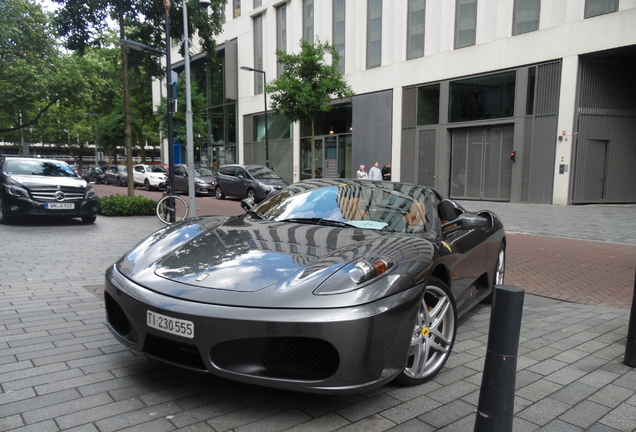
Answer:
[
  {"left": 105, "top": 264, "right": 420, "bottom": 394},
  {"left": 2, "top": 194, "right": 98, "bottom": 219}
]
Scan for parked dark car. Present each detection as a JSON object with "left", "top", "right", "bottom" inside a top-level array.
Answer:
[
  {"left": 172, "top": 164, "right": 216, "bottom": 196},
  {"left": 104, "top": 165, "right": 128, "bottom": 186},
  {"left": 214, "top": 164, "right": 288, "bottom": 202},
  {"left": 105, "top": 179, "right": 505, "bottom": 394},
  {"left": 83, "top": 166, "right": 106, "bottom": 184},
  {"left": 0, "top": 156, "right": 98, "bottom": 224}
]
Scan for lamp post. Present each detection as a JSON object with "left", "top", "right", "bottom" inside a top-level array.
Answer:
[
  {"left": 163, "top": 0, "right": 176, "bottom": 222},
  {"left": 120, "top": 36, "right": 175, "bottom": 222},
  {"left": 182, "top": 0, "right": 196, "bottom": 218},
  {"left": 240, "top": 66, "right": 269, "bottom": 168}
]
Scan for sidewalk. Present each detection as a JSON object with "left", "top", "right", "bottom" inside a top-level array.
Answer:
[{"left": 1, "top": 199, "right": 635, "bottom": 431}]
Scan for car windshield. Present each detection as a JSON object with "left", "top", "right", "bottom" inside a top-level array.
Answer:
[
  {"left": 6, "top": 160, "right": 78, "bottom": 177},
  {"left": 117, "top": 166, "right": 126, "bottom": 172},
  {"left": 253, "top": 181, "right": 431, "bottom": 233},
  {"left": 149, "top": 165, "right": 167, "bottom": 173},
  {"left": 248, "top": 166, "right": 282, "bottom": 180},
  {"left": 198, "top": 167, "right": 213, "bottom": 176}
]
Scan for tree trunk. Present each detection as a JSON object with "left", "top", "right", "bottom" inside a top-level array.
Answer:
[{"left": 311, "top": 120, "right": 316, "bottom": 179}]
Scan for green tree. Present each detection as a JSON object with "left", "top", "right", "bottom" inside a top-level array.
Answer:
[
  {"left": 266, "top": 38, "right": 354, "bottom": 178},
  {"left": 0, "top": 0, "right": 86, "bottom": 138},
  {"left": 158, "top": 75, "right": 208, "bottom": 155},
  {"left": 54, "top": 0, "right": 227, "bottom": 196}
]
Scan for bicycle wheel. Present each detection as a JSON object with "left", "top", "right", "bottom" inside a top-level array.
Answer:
[{"left": 156, "top": 194, "right": 189, "bottom": 224}]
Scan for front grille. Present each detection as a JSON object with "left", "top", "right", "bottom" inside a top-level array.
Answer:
[
  {"left": 144, "top": 333, "right": 207, "bottom": 371},
  {"left": 30, "top": 187, "right": 85, "bottom": 202},
  {"left": 263, "top": 337, "right": 339, "bottom": 379},
  {"left": 211, "top": 337, "right": 339, "bottom": 380}
]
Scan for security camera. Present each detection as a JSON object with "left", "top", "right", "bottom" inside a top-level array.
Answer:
[{"left": 199, "top": 0, "right": 211, "bottom": 9}]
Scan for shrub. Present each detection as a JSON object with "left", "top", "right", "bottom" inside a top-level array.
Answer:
[{"left": 98, "top": 195, "right": 157, "bottom": 216}]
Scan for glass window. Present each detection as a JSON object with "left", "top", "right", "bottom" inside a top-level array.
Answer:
[
  {"left": 303, "top": 0, "right": 314, "bottom": 42},
  {"left": 333, "top": 0, "right": 346, "bottom": 74},
  {"left": 417, "top": 84, "right": 440, "bottom": 125},
  {"left": 513, "top": 0, "right": 540, "bottom": 35},
  {"left": 407, "top": 0, "right": 426, "bottom": 60},
  {"left": 233, "top": 0, "right": 241, "bottom": 18},
  {"left": 253, "top": 15, "right": 263, "bottom": 94},
  {"left": 253, "top": 0, "right": 262, "bottom": 7},
  {"left": 449, "top": 71, "right": 516, "bottom": 122},
  {"left": 277, "top": 4, "right": 287, "bottom": 77},
  {"left": 366, "top": 0, "right": 382, "bottom": 69},
  {"left": 584, "top": 0, "right": 618, "bottom": 18},
  {"left": 454, "top": 0, "right": 477, "bottom": 49}
]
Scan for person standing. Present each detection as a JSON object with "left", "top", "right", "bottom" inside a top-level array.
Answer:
[
  {"left": 369, "top": 161, "right": 382, "bottom": 180},
  {"left": 356, "top": 164, "right": 368, "bottom": 179},
  {"left": 382, "top": 162, "right": 392, "bottom": 181}
]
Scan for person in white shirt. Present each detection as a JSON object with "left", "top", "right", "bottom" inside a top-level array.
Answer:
[
  {"left": 356, "top": 165, "right": 368, "bottom": 179},
  {"left": 368, "top": 161, "right": 382, "bottom": 181}
]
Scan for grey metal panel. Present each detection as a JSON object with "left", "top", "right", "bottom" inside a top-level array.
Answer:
[
  {"left": 352, "top": 90, "right": 393, "bottom": 177},
  {"left": 418, "top": 129, "right": 436, "bottom": 187},
  {"left": 400, "top": 128, "right": 416, "bottom": 184},
  {"left": 243, "top": 114, "right": 252, "bottom": 164},
  {"left": 522, "top": 60, "right": 560, "bottom": 204},
  {"left": 402, "top": 87, "right": 417, "bottom": 129},
  {"left": 572, "top": 57, "right": 636, "bottom": 203},
  {"left": 224, "top": 39, "right": 238, "bottom": 101}
]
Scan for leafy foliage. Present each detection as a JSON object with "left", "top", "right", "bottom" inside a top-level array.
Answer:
[
  {"left": 266, "top": 39, "right": 354, "bottom": 124},
  {"left": 98, "top": 194, "right": 157, "bottom": 216},
  {"left": 0, "top": 0, "right": 89, "bottom": 136}
]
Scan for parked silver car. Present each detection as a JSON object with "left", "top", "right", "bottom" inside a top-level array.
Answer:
[{"left": 214, "top": 164, "right": 288, "bottom": 202}]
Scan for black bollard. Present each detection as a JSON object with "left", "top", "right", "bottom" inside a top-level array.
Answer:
[
  {"left": 624, "top": 269, "right": 636, "bottom": 367},
  {"left": 474, "top": 285, "right": 525, "bottom": 432}
]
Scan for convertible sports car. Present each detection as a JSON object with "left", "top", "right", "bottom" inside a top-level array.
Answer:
[{"left": 105, "top": 179, "right": 505, "bottom": 394}]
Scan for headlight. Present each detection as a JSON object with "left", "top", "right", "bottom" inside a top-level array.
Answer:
[
  {"left": 86, "top": 187, "right": 97, "bottom": 199},
  {"left": 5, "top": 180, "right": 29, "bottom": 197},
  {"left": 314, "top": 255, "right": 396, "bottom": 295}
]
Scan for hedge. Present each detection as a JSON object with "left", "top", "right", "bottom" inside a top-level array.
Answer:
[{"left": 98, "top": 195, "right": 157, "bottom": 216}]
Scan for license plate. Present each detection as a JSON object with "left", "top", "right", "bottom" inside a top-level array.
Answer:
[
  {"left": 147, "top": 310, "right": 194, "bottom": 339},
  {"left": 46, "top": 202, "right": 74, "bottom": 210}
]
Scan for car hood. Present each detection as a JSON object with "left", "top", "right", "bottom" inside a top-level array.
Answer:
[
  {"left": 196, "top": 175, "right": 215, "bottom": 183},
  {"left": 11, "top": 175, "right": 89, "bottom": 189},
  {"left": 256, "top": 178, "right": 288, "bottom": 188},
  {"left": 115, "top": 216, "right": 438, "bottom": 308}
]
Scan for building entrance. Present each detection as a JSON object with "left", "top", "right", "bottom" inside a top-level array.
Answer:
[
  {"left": 450, "top": 126, "right": 514, "bottom": 201},
  {"left": 300, "top": 134, "right": 352, "bottom": 180}
]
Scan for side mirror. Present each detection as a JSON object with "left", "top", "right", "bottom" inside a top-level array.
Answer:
[
  {"left": 241, "top": 197, "right": 255, "bottom": 212},
  {"left": 441, "top": 214, "right": 489, "bottom": 234}
]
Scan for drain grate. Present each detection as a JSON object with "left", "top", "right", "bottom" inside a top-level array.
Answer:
[{"left": 84, "top": 285, "right": 105, "bottom": 300}]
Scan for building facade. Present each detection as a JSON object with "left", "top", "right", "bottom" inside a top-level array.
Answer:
[{"left": 166, "top": 0, "right": 636, "bottom": 205}]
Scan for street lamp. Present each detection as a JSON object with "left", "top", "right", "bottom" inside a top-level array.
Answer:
[
  {"left": 120, "top": 36, "right": 175, "bottom": 222},
  {"left": 240, "top": 66, "right": 269, "bottom": 168},
  {"left": 181, "top": 0, "right": 197, "bottom": 218}
]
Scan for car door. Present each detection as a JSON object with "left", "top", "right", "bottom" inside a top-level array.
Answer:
[
  {"left": 439, "top": 199, "right": 497, "bottom": 310},
  {"left": 234, "top": 167, "right": 249, "bottom": 198},
  {"left": 174, "top": 166, "right": 187, "bottom": 192},
  {"left": 133, "top": 166, "right": 144, "bottom": 186}
]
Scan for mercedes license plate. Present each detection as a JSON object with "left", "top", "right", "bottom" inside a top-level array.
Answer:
[
  {"left": 46, "top": 202, "right": 74, "bottom": 210},
  {"left": 147, "top": 310, "right": 194, "bottom": 338}
]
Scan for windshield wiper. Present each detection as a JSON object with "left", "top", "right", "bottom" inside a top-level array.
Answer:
[{"left": 279, "top": 218, "right": 358, "bottom": 228}]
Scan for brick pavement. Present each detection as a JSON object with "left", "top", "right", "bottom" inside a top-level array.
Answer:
[{"left": 1, "top": 186, "right": 634, "bottom": 431}]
